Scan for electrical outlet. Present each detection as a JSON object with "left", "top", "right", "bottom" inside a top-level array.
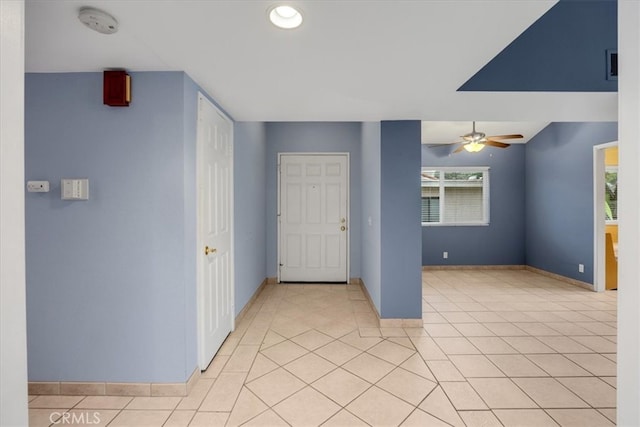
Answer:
[
  {"left": 578, "top": 264, "right": 585, "bottom": 273},
  {"left": 443, "top": 251, "right": 448, "bottom": 259}
]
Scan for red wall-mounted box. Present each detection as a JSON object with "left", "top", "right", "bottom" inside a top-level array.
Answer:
[{"left": 103, "top": 70, "right": 131, "bottom": 107}]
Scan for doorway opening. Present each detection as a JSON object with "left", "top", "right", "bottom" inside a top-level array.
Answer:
[{"left": 593, "top": 141, "right": 618, "bottom": 292}]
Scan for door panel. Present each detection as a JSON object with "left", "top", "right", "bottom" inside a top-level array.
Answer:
[
  {"left": 307, "top": 234, "right": 322, "bottom": 268},
  {"left": 286, "top": 235, "right": 302, "bottom": 267},
  {"left": 326, "top": 183, "right": 341, "bottom": 221},
  {"left": 326, "top": 235, "right": 341, "bottom": 268},
  {"left": 279, "top": 154, "right": 348, "bottom": 282},
  {"left": 306, "top": 184, "right": 321, "bottom": 223},
  {"left": 286, "top": 183, "right": 302, "bottom": 224}
]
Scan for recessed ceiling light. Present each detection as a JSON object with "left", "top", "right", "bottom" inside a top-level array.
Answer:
[{"left": 268, "top": 5, "right": 303, "bottom": 29}]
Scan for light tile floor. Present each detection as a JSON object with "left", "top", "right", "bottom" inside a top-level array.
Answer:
[{"left": 28, "top": 269, "right": 617, "bottom": 426}]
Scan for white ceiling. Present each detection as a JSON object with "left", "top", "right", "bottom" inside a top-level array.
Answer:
[{"left": 25, "top": 0, "right": 617, "bottom": 125}]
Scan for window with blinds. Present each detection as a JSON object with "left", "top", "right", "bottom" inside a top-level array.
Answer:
[{"left": 421, "top": 167, "right": 490, "bottom": 226}]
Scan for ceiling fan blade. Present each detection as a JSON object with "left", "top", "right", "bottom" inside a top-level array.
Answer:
[
  {"left": 485, "top": 140, "right": 510, "bottom": 148},
  {"left": 427, "top": 141, "right": 463, "bottom": 148},
  {"left": 453, "top": 145, "right": 466, "bottom": 154},
  {"left": 486, "top": 134, "right": 523, "bottom": 140}
]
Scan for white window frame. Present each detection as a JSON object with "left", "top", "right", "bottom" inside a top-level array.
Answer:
[{"left": 421, "top": 166, "right": 490, "bottom": 227}]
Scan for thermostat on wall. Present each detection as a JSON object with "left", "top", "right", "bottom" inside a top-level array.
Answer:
[
  {"left": 27, "top": 181, "right": 50, "bottom": 192},
  {"left": 61, "top": 179, "right": 89, "bottom": 200}
]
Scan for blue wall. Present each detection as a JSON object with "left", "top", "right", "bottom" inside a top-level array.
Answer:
[
  {"left": 421, "top": 144, "right": 526, "bottom": 266},
  {"left": 380, "top": 121, "right": 422, "bottom": 319},
  {"left": 25, "top": 72, "right": 212, "bottom": 383},
  {"left": 182, "top": 75, "right": 199, "bottom": 374},
  {"left": 360, "top": 122, "right": 382, "bottom": 312},
  {"left": 525, "top": 122, "right": 617, "bottom": 283},
  {"left": 460, "top": 0, "right": 617, "bottom": 92},
  {"left": 265, "top": 122, "right": 362, "bottom": 279},
  {"left": 234, "top": 122, "right": 268, "bottom": 313}
]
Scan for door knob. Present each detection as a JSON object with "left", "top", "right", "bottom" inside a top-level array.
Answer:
[
  {"left": 205, "top": 246, "right": 217, "bottom": 255},
  {"left": 340, "top": 226, "right": 346, "bottom": 231}
]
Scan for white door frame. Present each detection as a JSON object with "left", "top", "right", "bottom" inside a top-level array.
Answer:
[
  {"left": 0, "top": 1, "right": 29, "bottom": 424},
  {"left": 196, "top": 92, "right": 235, "bottom": 369},
  {"left": 593, "top": 141, "right": 618, "bottom": 292},
  {"left": 277, "top": 152, "right": 350, "bottom": 283}
]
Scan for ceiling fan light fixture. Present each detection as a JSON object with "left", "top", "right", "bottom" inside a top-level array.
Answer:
[
  {"left": 429, "top": 121, "right": 521, "bottom": 154},
  {"left": 464, "top": 142, "right": 485, "bottom": 153},
  {"left": 268, "top": 5, "right": 303, "bottom": 29}
]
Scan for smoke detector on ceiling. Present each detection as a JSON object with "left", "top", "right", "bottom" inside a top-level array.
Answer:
[{"left": 78, "top": 7, "right": 119, "bottom": 35}]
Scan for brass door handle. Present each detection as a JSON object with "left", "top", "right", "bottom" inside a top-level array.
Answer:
[
  {"left": 205, "top": 246, "right": 217, "bottom": 255},
  {"left": 340, "top": 226, "right": 346, "bottom": 231}
]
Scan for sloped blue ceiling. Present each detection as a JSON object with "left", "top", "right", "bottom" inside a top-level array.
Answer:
[{"left": 459, "top": 0, "right": 617, "bottom": 92}]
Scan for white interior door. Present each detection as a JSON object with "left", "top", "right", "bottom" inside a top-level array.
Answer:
[
  {"left": 278, "top": 154, "right": 349, "bottom": 282},
  {"left": 197, "top": 93, "right": 234, "bottom": 370}
]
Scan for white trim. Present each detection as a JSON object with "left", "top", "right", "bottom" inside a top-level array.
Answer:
[
  {"left": 422, "top": 223, "right": 490, "bottom": 227},
  {"left": 276, "top": 155, "right": 282, "bottom": 283},
  {"left": 277, "top": 152, "right": 350, "bottom": 283},
  {"left": 423, "top": 166, "right": 491, "bottom": 172},
  {"left": 196, "top": 92, "right": 235, "bottom": 370},
  {"left": 618, "top": 2, "right": 640, "bottom": 422},
  {"left": 593, "top": 141, "right": 617, "bottom": 293},
  {"left": 196, "top": 94, "right": 205, "bottom": 368},
  {"left": 0, "top": 1, "right": 28, "bottom": 425}
]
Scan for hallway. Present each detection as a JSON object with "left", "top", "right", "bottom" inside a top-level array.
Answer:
[{"left": 29, "top": 269, "right": 617, "bottom": 426}]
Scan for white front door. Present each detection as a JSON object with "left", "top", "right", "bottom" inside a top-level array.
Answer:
[
  {"left": 278, "top": 154, "right": 349, "bottom": 282},
  {"left": 197, "top": 93, "right": 234, "bottom": 370}
]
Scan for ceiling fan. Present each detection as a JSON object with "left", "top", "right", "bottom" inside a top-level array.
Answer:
[{"left": 431, "top": 122, "right": 524, "bottom": 153}]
